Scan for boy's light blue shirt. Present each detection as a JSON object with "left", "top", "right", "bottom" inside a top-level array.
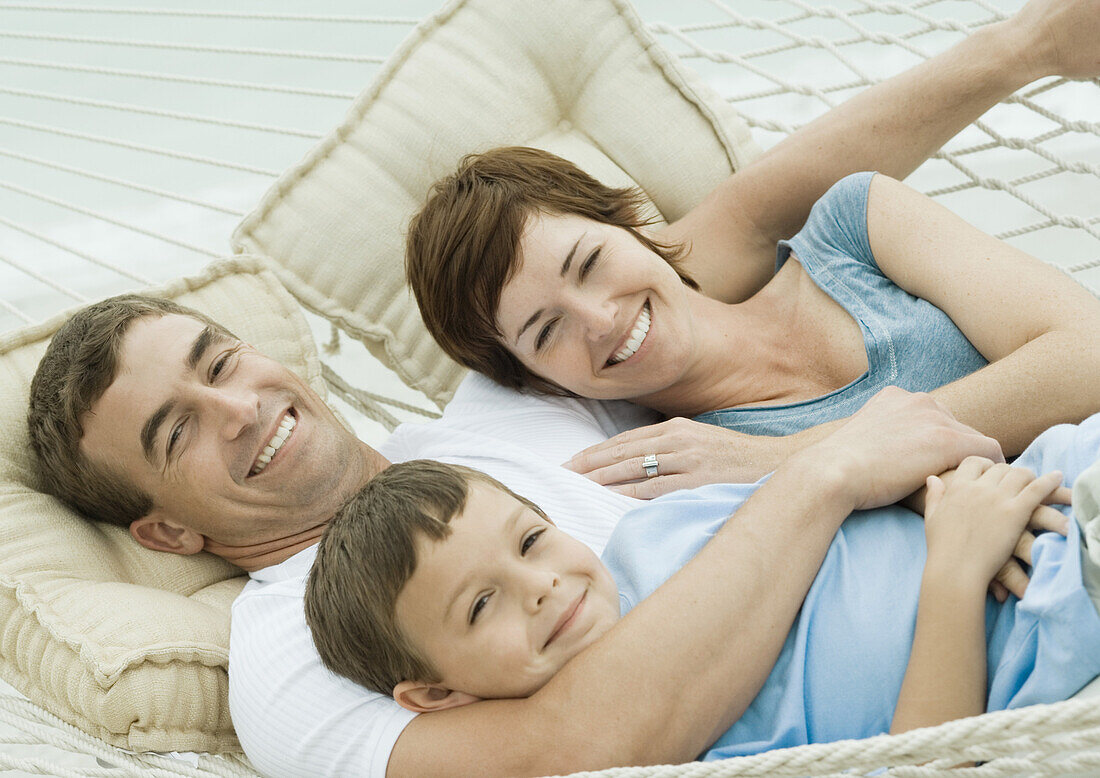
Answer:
[{"left": 602, "top": 414, "right": 1100, "bottom": 760}]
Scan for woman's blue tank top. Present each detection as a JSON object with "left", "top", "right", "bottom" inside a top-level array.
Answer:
[{"left": 694, "top": 172, "right": 987, "bottom": 434}]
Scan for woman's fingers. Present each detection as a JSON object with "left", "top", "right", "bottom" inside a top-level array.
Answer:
[
  {"left": 1013, "top": 531, "right": 1035, "bottom": 567},
  {"left": 582, "top": 456, "right": 666, "bottom": 486}
]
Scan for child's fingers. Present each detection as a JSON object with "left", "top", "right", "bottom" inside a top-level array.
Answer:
[
  {"left": 956, "top": 456, "right": 996, "bottom": 480},
  {"left": 924, "top": 474, "right": 946, "bottom": 516},
  {"left": 1017, "top": 471, "right": 1065, "bottom": 509},
  {"left": 1042, "top": 485, "right": 1073, "bottom": 507},
  {"left": 1027, "top": 504, "right": 1070, "bottom": 535},
  {"left": 990, "top": 579, "right": 1009, "bottom": 603},
  {"left": 991, "top": 463, "right": 1037, "bottom": 493}
]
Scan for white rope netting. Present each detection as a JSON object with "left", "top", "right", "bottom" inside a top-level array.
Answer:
[{"left": 0, "top": 0, "right": 1097, "bottom": 776}]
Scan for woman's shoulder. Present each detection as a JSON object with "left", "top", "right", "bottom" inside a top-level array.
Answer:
[{"left": 783, "top": 171, "right": 879, "bottom": 272}]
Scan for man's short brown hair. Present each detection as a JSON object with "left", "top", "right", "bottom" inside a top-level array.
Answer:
[
  {"left": 305, "top": 459, "right": 545, "bottom": 696},
  {"left": 27, "top": 294, "right": 232, "bottom": 528},
  {"left": 406, "top": 146, "right": 695, "bottom": 395}
]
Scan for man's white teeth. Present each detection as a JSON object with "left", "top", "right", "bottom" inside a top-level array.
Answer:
[
  {"left": 250, "top": 413, "right": 296, "bottom": 475},
  {"left": 608, "top": 303, "right": 651, "bottom": 366}
]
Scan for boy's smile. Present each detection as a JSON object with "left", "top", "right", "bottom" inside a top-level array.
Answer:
[{"left": 395, "top": 482, "right": 621, "bottom": 700}]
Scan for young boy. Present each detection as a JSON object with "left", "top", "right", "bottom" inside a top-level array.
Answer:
[{"left": 305, "top": 414, "right": 1100, "bottom": 759}]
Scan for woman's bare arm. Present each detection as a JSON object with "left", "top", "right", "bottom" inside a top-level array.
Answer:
[
  {"left": 667, "top": 0, "right": 1100, "bottom": 305},
  {"left": 867, "top": 175, "right": 1100, "bottom": 457}
]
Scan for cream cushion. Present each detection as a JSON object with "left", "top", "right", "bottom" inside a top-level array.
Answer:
[
  {"left": 0, "top": 257, "right": 324, "bottom": 753},
  {"left": 232, "top": 0, "right": 761, "bottom": 407}
]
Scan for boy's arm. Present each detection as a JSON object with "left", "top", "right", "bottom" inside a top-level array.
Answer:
[
  {"left": 891, "top": 461, "right": 1064, "bottom": 733},
  {"left": 669, "top": 0, "right": 1100, "bottom": 305},
  {"left": 389, "top": 389, "right": 1002, "bottom": 777}
]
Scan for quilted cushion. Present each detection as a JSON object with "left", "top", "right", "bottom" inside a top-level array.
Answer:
[{"left": 232, "top": 0, "right": 760, "bottom": 407}]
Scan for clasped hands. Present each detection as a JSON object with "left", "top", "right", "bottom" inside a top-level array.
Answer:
[{"left": 564, "top": 388, "right": 1070, "bottom": 600}]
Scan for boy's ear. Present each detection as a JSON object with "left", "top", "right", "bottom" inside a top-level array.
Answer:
[
  {"left": 130, "top": 510, "right": 205, "bottom": 555},
  {"left": 392, "top": 681, "right": 481, "bottom": 713}
]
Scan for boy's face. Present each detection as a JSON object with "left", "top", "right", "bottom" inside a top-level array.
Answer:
[{"left": 395, "top": 482, "right": 621, "bottom": 699}]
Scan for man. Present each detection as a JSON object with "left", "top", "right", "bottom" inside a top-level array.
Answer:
[{"left": 26, "top": 1, "right": 1100, "bottom": 774}]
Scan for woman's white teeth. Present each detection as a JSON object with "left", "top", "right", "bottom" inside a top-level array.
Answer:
[
  {"left": 608, "top": 303, "right": 651, "bottom": 366},
  {"left": 251, "top": 414, "right": 296, "bottom": 475}
]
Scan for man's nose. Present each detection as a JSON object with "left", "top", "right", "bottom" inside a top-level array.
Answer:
[{"left": 208, "top": 386, "right": 260, "bottom": 439}]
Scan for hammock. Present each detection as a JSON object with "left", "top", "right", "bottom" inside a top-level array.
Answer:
[{"left": 1, "top": 0, "right": 1098, "bottom": 776}]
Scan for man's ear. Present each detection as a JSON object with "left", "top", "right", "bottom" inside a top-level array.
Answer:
[
  {"left": 130, "top": 510, "right": 205, "bottom": 555},
  {"left": 392, "top": 681, "right": 481, "bottom": 713}
]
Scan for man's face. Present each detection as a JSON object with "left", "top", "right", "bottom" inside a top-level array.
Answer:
[
  {"left": 395, "top": 482, "right": 621, "bottom": 699},
  {"left": 80, "top": 314, "right": 370, "bottom": 548}
]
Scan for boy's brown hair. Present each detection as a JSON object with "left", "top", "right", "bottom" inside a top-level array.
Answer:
[
  {"left": 27, "top": 294, "right": 234, "bottom": 527},
  {"left": 405, "top": 146, "right": 695, "bottom": 395},
  {"left": 305, "top": 459, "right": 545, "bottom": 696}
]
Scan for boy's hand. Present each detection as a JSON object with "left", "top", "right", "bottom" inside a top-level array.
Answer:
[{"left": 923, "top": 456, "right": 1066, "bottom": 593}]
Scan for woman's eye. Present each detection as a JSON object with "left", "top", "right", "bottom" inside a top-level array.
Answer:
[
  {"left": 470, "top": 593, "right": 490, "bottom": 624},
  {"left": 534, "top": 320, "right": 557, "bottom": 351},
  {"left": 579, "top": 248, "right": 601, "bottom": 279},
  {"left": 521, "top": 529, "right": 544, "bottom": 556}
]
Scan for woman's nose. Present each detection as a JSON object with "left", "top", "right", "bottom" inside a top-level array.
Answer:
[{"left": 575, "top": 298, "right": 617, "bottom": 342}]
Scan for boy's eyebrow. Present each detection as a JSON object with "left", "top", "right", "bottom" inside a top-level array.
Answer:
[{"left": 443, "top": 504, "right": 524, "bottom": 624}]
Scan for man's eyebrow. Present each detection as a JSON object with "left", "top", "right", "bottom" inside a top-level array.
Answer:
[
  {"left": 187, "top": 325, "right": 224, "bottom": 371},
  {"left": 141, "top": 400, "right": 173, "bottom": 465},
  {"left": 513, "top": 237, "right": 582, "bottom": 344},
  {"left": 140, "top": 326, "right": 228, "bottom": 465}
]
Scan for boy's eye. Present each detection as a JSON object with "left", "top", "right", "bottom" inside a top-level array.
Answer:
[
  {"left": 579, "top": 248, "right": 601, "bottom": 280},
  {"left": 521, "top": 529, "right": 544, "bottom": 556},
  {"left": 470, "top": 593, "right": 490, "bottom": 625}
]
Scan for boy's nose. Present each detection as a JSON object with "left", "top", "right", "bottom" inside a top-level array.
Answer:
[{"left": 525, "top": 569, "right": 560, "bottom": 612}]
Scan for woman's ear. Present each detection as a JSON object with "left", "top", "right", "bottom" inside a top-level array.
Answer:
[{"left": 392, "top": 681, "right": 482, "bottom": 713}]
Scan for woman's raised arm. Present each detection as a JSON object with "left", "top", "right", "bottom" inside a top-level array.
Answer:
[{"left": 667, "top": 0, "right": 1100, "bottom": 305}]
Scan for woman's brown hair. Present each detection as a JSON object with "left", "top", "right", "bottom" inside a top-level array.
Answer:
[{"left": 406, "top": 146, "right": 693, "bottom": 394}]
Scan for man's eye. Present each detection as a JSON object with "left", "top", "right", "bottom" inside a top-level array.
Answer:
[
  {"left": 167, "top": 421, "right": 184, "bottom": 457},
  {"left": 535, "top": 320, "right": 557, "bottom": 351},
  {"left": 210, "top": 351, "right": 233, "bottom": 380},
  {"left": 470, "top": 593, "right": 490, "bottom": 625},
  {"left": 579, "top": 248, "right": 601, "bottom": 279},
  {"left": 521, "top": 529, "right": 544, "bottom": 556}
]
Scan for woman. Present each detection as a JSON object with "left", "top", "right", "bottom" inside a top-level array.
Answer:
[{"left": 406, "top": 147, "right": 1100, "bottom": 494}]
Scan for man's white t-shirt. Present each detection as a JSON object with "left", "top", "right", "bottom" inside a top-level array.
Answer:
[{"left": 229, "top": 374, "right": 659, "bottom": 778}]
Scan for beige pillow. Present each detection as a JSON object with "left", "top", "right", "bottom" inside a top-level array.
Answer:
[
  {"left": 0, "top": 256, "right": 324, "bottom": 753},
  {"left": 232, "top": 0, "right": 760, "bottom": 407}
]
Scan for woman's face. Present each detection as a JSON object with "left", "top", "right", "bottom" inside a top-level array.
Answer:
[{"left": 495, "top": 211, "right": 696, "bottom": 400}]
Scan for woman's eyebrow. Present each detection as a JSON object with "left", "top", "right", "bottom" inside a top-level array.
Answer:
[{"left": 513, "top": 234, "right": 586, "bottom": 344}]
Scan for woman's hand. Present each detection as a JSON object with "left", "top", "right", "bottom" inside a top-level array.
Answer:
[
  {"left": 563, "top": 417, "right": 804, "bottom": 499},
  {"left": 922, "top": 457, "right": 1067, "bottom": 595}
]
